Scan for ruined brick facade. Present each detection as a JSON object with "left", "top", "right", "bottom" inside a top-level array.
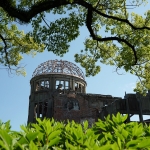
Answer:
[
  {"left": 53, "top": 93, "right": 121, "bottom": 124},
  {"left": 27, "top": 60, "right": 121, "bottom": 125},
  {"left": 28, "top": 60, "right": 150, "bottom": 124}
]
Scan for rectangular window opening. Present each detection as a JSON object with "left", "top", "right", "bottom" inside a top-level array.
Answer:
[
  {"left": 56, "top": 80, "right": 60, "bottom": 89},
  {"left": 55, "top": 80, "right": 65, "bottom": 89},
  {"left": 79, "top": 84, "right": 82, "bottom": 92},
  {"left": 75, "top": 82, "right": 78, "bottom": 91},
  {"left": 45, "top": 80, "right": 49, "bottom": 89},
  {"left": 60, "top": 81, "right": 64, "bottom": 89},
  {"left": 41, "top": 81, "right": 45, "bottom": 89},
  {"left": 65, "top": 81, "right": 69, "bottom": 89},
  {"left": 39, "top": 113, "right": 42, "bottom": 118}
]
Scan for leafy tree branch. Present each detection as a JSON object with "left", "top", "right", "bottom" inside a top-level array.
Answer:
[
  {"left": 1, "top": 0, "right": 150, "bottom": 93},
  {"left": 86, "top": 6, "right": 137, "bottom": 65},
  {"left": 0, "top": 0, "right": 150, "bottom": 31}
]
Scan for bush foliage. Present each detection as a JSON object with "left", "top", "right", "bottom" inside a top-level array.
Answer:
[{"left": 0, "top": 113, "right": 150, "bottom": 149}]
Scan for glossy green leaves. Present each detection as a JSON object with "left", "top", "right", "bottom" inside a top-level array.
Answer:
[{"left": 1, "top": 113, "right": 150, "bottom": 149}]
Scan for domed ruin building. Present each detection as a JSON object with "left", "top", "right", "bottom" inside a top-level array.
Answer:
[
  {"left": 28, "top": 59, "right": 150, "bottom": 124},
  {"left": 27, "top": 60, "right": 123, "bottom": 125}
]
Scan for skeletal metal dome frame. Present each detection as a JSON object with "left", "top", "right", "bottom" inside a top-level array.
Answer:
[{"left": 32, "top": 60, "right": 85, "bottom": 80}]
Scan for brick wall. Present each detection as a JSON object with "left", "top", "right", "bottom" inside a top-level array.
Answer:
[{"left": 53, "top": 93, "right": 117, "bottom": 123}]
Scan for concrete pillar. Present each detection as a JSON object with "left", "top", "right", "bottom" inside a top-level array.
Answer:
[
  {"left": 72, "top": 79, "right": 75, "bottom": 90},
  {"left": 47, "top": 99, "right": 53, "bottom": 118},
  {"left": 52, "top": 76, "right": 55, "bottom": 90},
  {"left": 27, "top": 102, "right": 35, "bottom": 123},
  {"left": 126, "top": 97, "right": 130, "bottom": 122},
  {"left": 42, "top": 101, "right": 44, "bottom": 119},
  {"left": 37, "top": 100, "right": 40, "bottom": 118},
  {"left": 138, "top": 97, "right": 143, "bottom": 123}
]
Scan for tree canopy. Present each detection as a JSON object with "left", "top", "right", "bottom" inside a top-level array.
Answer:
[
  {"left": 0, "top": 5, "right": 44, "bottom": 76},
  {"left": 0, "top": 0, "right": 150, "bottom": 94}
]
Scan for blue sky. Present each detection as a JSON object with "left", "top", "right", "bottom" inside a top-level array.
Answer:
[{"left": 0, "top": 1, "right": 150, "bottom": 131}]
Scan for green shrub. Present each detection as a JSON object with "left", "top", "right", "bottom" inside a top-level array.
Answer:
[{"left": 0, "top": 113, "right": 150, "bottom": 150}]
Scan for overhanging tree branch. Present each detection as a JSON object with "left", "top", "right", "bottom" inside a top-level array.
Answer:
[
  {"left": 0, "top": 34, "right": 10, "bottom": 66},
  {"left": 1, "top": 0, "right": 143, "bottom": 65},
  {"left": 1, "top": 0, "right": 150, "bottom": 31},
  {"left": 86, "top": 6, "right": 138, "bottom": 65},
  {"left": 0, "top": 0, "right": 70, "bottom": 23}
]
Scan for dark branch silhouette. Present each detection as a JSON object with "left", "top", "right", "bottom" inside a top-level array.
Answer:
[
  {"left": 1, "top": 0, "right": 149, "bottom": 66},
  {"left": 0, "top": 34, "right": 10, "bottom": 66},
  {"left": 86, "top": 6, "right": 138, "bottom": 65},
  {"left": 1, "top": 0, "right": 150, "bottom": 31}
]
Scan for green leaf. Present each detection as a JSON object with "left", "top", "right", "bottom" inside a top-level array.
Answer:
[
  {"left": 122, "top": 115, "right": 128, "bottom": 122},
  {"left": 83, "top": 120, "right": 88, "bottom": 130},
  {"left": 114, "top": 130, "right": 124, "bottom": 141},
  {"left": 126, "top": 139, "right": 141, "bottom": 148},
  {"left": 18, "top": 136, "right": 29, "bottom": 145},
  {"left": 97, "top": 143, "right": 112, "bottom": 150},
  {"left": 121, "top": 128, "right": 128, "bottom": 139},
  {"left": 48, "top": 130, "right": 61, "bottom": 141},
  {"left": 131, "top": 123, "right": 144, "bottom": 137},
  {"left": 26, "top": 132, "right": 39, "bottom": 141},
  {"left": 0, "top": 130, "right": 12, "bottom": 149},
  {"left": 117, "top": 137, "right": 122, "bottom": 149},
  {"left": 65, "top": 140, "right": 78, "bottom": 149},
  {"left": 29, "top": 141, "right": 38, "bottom": 150},
  {"left": 48, "top": 137, "right": 60, "bottom": 147},
  {"left": 0, "top": 140, "right": 9, "bottom": 150},
  {"left": 137, "top": 138, "right": 150, "bottom": 148}
]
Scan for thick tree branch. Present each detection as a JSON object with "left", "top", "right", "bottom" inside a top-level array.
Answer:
[
  {"left": 1, "top": 0, "right": 142, "bottom": 65},
  {"left": 1, "top": 0, "right": 150, "bottom": 31},
  {"left": 86, "top": 6, "right": 138, "bottom": 65},
  {"left": 0, "top": 34, "right": 10, "bottom": 66},
  {"left": 0, "top": 0, "right": 70, "bottom": 23}
]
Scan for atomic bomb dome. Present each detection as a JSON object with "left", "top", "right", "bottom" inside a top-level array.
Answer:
[
  {"left": 28, "top": 59, "right": 87, "bottom": 123},
  {"left": 32, "top": 59, "right": 85, "bottom": 80},
  {"left": 27, "top": 60, "right": 150, "bottom": 125}
]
